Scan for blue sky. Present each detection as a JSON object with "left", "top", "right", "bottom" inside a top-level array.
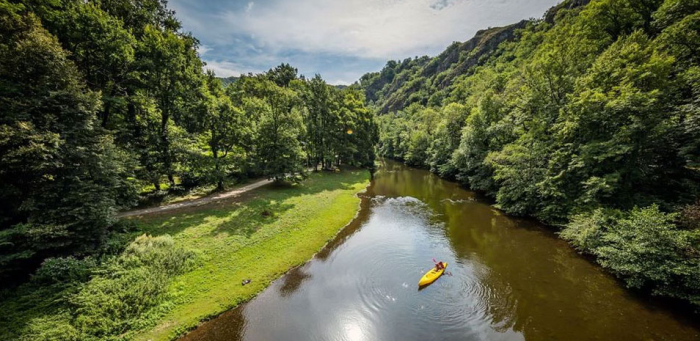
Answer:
[{"left": 170, "top": 0, "right": 562, "bottom": 85}]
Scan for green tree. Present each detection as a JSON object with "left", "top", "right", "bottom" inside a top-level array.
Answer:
[
  {"left": 562, "top": 206, "right": 700, "bottom": 305},
  {"left": 29, "top": 1, "right": 137, "bottom": 128},
  {"left": 267, "top": 63, "right": 298, "bottom": 87},
  {"left": 341, "top": 88, "right": 378, "bottom": 167},
  {"left": 426, "top": 103, "right": 468, "bottom": 177},
  {"left": 0, "top": 4, "right": 134, "bottom": 281},
  {"left": 247, "top": 80, "right": 305, "bottom": 181},
  {"left": 192, "top": 72, "right": 247, "bottom": 189},
  {"left": 300, "top": 75, "right": 332, "bottom": 170},
  {"left": 137, "top": 25, "right": 203, "bottom": 188}
]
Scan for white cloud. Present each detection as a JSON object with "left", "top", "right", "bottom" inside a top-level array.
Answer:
[
  {"left": 171, "top": 0, "right": 561, "bottom": 82},
  {"left": 203, "top": 60, "right": 250, "bottom": 77},
  {"left": 197, "top": 44, "right": 212, "bottom": 56},
  {"left": 218, "top": 0, "right": 560, "bottom": 59},
  {"left": 330, "top": 79, "right": 352, "bottom": 86}
]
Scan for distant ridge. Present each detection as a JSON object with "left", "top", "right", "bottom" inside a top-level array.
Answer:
[
  {"left": 217, "top": 76, "right": 239, "bottom": 87},
  {"left": 359, "top": 0, "right": 590, "bottom": 114}
]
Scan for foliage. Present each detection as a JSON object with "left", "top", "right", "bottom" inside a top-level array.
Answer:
[
  {"left": 562, "top": 206, "right": 700, "bottom": 305},
  {"left": 0, "top": 2, "right": 137, "bottom": 283},
  {"left": 0, "top": 170, "right": 369, "bottom": 341},
  {"left": 68, "top": 234, "right": 195, "bottom": 340},
  {"left": 368, "top": 0, "right": 700, "bottom": 305},
  {"left": 0, "top": 0, "right": 377, "bottom": 282},
  {"left": 31, "top": 256, "right": 99, "bottom": 285},
  {"left": 250, "top": 80, "right": 305, "bottom": 181},
  {"left": 679, "top": 201, "right": 700, "bottom": 230},
  {"left": 0, "top": 234, "right": 194, "bottom": 341}
]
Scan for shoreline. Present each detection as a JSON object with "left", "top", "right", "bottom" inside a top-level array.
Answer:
[
  {"left": 173, "top": 180, "right": 373, "bottom": 340},
  {"left": 132, "top": 170, "right": 372, "bottom": 341}
]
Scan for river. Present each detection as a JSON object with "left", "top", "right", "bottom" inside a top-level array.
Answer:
[{"left": 181, "top": 159, "right": 700, "bottom": 341}]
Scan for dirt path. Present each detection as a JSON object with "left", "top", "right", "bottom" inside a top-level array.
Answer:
[{"left": 117, "top": 178, "right": 273, "bottom": 218}]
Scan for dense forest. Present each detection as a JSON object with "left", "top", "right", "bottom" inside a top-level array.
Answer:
[
  {"left": 362, "top": 0, "right": 700, "bottom": 306},
  {"left": 0, "top": 0, "right": 377, "bottom": 287}
]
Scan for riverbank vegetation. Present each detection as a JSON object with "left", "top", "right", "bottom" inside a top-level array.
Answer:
[
  {"left": 0, "top": 0, "right": 377, "bottom": 287},
  {"left": 0, "top": 169, "right": 369, "bottom": 341},
  {"left": 364, "top": 0, "right": 700, "bottom": 306}
]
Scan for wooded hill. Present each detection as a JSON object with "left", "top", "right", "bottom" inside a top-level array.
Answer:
[
  {"left": 360, "top": 1, "right": 594, "bottom": 114},
  {"left": 362, "top": 0, "right": 700, "bottom": 307},
  {"left": 217, "top": 76, "right": 239, "bottom": 87}
]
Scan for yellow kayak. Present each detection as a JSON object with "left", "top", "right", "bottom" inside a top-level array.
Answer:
[{"left": 419, "top": 262, "right": 447, "bottom": 287}]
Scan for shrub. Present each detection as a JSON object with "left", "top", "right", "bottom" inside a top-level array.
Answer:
[
  {"left": 31, "top": 256, "right": 98, "bottom": 285},
  {"left": 180, "top": 171, "right": 203, "bottom": 189},
  {"left": 562, "top": 205, "right": 700, "bottom": 305},
  {"left": 560, "top": 208, "right": 620, "bottom": 252},
  {"left": 46, "top": 234, "right": 195, "bottom": 340},
  {"left": 679, "top": 201, "right": 700, "bottom": 230}
]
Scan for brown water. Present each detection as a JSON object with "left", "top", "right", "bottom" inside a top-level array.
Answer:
[{"left": 181, "top": 160, "right": 700, "bottom": 341}]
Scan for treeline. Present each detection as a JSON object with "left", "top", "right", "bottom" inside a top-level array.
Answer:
[
  {"left": 0, "top": 0, "right": 377, "bottom": 284},
  {"left": 359, "top": 20, "right": 528, "bottom": 114},
  {"left": 367, "top": 0, "right": 700, "bottom": 305}
]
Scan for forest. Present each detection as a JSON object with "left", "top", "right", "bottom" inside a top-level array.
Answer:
[
  {"left": 3, "top": 0, "right": 700, "bottom": 339},
  {"left": 0, "top": 0, "right": 377, "bottom": 286},
  {"left": 363, "top": 0, "right": 700, "bottom": 306}
]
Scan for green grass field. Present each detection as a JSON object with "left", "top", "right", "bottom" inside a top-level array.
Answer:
[{"left": 0, "top": 169, "right": 369, "bottom": 341}]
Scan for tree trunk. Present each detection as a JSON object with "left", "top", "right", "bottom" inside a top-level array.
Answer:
[
  {"left": 214, "top": 149, "right": 224, "bottom": 191},
  {"left": 101, "top": 99, "right": 112, "bottom": 128},
  {"left": 160, "top": 106, "right": 175, "bottom": 187}
]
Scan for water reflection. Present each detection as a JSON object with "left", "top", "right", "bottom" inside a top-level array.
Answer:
[
  {"left": 181, "top": 160, "right": 700, "bottom": 341},
  {"left": 278, "top": 266, "right": 312, "bottom": 297}
]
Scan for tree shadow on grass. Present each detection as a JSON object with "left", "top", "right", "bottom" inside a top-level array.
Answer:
[
  {"left": 132, "top": 170, "right": 365, "bottom": 241},
  {"left": 1, "top": 170, "right": 367, "bottom": 341},
  {"left": 0, "top": 282, "right": 72, "bottom": 340}
]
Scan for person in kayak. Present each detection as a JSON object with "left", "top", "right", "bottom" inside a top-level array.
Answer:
[{"left": 435, "top": 261, "right": 445, "bottom": 271}]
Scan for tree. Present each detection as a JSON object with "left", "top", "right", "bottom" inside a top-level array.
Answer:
[
  {"left": 341, "top": 88, "right": 378, "bottom": 167},
  {"left": 562, "top": 206, "right": 700, "bottom": 305},
  {"left": 196, "top": 72, "right": 246, "bottom": 190},
  {"left": 29, "top": 1, "right": 137, "bottom": 129},
  {"left": 267, "top": 63, "right": 298, "bottom": 87},
  {"left": 0, "top": 4, "right": 135, "bottom": 281},
  {"left": 246, "top": 79, "right": 305, "bottom": 181},
  {"left": 299, "top": 75, "right": 332, "bottom": 170},
  {"left": 137, "top": 25, "right": 203, "bottom": 187},
  {"left": 427, "top": 103, "right": 468, "bottom": 178}
]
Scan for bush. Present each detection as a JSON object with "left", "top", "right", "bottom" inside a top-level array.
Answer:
[
  {"left": 561, "top": 205, "right": 700, "bottom": 305},
  {"left": 8, "top": 234, "right": 197, "bottom": 341},
  {"left": 180, "top": 171, "right": 203, "bottom": 189},
  {"left": 679, "top": 201, "right": 700, "bottom": 229},
  {"left": 560, "top": 208, "right": 619, "bottom": 252},
  {"left": 31, "top": 257, "right": 98, "bottom": 285},
  {"left": 67, "top": 234, "right": 195, "bottom": 339}
]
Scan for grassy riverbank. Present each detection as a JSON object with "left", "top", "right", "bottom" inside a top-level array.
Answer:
[{"left": 0, "top": 169, "right": 369, "bottom": 341}]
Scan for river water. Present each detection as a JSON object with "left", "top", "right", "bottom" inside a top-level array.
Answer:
[{"left": 181, "top": 160, "right": 700, "bottom": 341}]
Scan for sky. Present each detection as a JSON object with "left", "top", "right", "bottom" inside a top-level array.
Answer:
[{"left": 170, "top": 0, "right": 562, "bottom": 85}]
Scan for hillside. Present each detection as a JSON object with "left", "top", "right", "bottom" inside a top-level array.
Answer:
[
  {"left": 217, "top": 76, "right": 239, "bottom": 87},
  {"left": 359, "top": 0, "right": 591, "bottom": 114}
]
